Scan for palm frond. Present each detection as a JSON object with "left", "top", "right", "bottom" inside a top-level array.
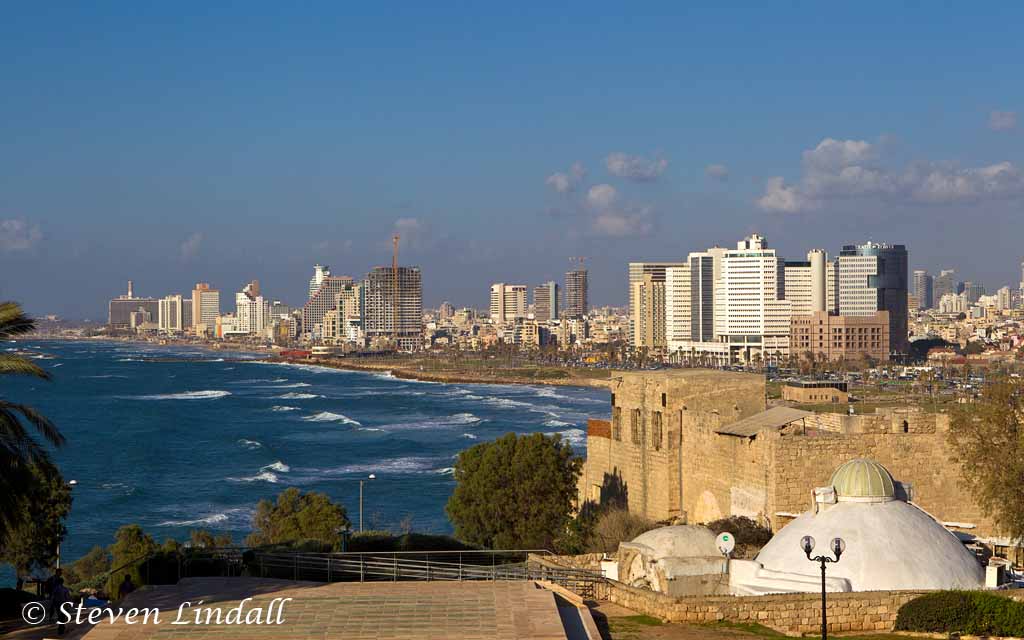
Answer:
[
  {"left": 0, "top": 302, "right": 38, "bottom": 339},
  {"left": 0, "top": 402, "right": 65, "bottom": 448},
  {"left": 0, "top": 354, "right": 52, "bottom": 380}
]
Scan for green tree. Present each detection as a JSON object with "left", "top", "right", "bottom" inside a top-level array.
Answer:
[
  {"left": 245, "top": 488, "right": 350, "bottom": 550},
  {"left": 189, "top": 529, "right": 233, "bottom": 549},
  {"left": 0, "top": 302, "right": 66, "bottom": 543},
  {"left": 0, "top": 463, "right": 73, "bottom": 588},
  {"left": 948, "top": 378, "right": 1024, "bottom": 542},
  {"left": 107, "top": 524, "right": 157, "bottom": 595},
  {"left": 64, "top": 545, "right": 111, "bottom": 586},
  {"left": 446, "top": 432, "right": 582, "bottom": 549}
]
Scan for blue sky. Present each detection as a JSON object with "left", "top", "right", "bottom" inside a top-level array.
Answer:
[{"left": 2, "top": 3, "right": 1022, "bottom": 318}]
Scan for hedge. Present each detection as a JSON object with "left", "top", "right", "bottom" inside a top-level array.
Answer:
[{"left": 894, "top": 591, "right": 1024, "bottom": 637}]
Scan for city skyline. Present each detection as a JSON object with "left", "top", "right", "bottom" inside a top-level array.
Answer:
[{"left": 2, "top": 4, "right": 1023, "bottom": 318}]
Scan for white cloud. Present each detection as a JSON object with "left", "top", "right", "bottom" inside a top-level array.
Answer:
[
  {"left": 605, "top": 152, "right": 668, "bottom": 181},
  {"left": 756, "top": 137, "right": 1024, "bottom": 213},
  {"left": 545, "top": 161, "right": 587, "bottom": 193},
  {"left": 0, "top": 219, "right": 42, "bottom": 251},
  {"left": 591, "top": 208, "right": 654, "bottom": 237},
  {"left": 989, "top": 110, "right": 1017, "bottom": 132},
  {"left": 705, "top": 164, "right": 729, "bottom": 181},
  {"left": 179, "top": 232, "right": 203, "bottom": 261},
  {"left": 585, "top": 184, "right": 617, "bottom": 210}
]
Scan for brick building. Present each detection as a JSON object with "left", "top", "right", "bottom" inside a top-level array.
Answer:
[{"left": 790, "top": 310, "right": 890, "bottom": 362}]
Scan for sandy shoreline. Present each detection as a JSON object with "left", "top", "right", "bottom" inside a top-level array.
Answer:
[{"left": 26, "top": 335, "right": 612, "bottom": 390}]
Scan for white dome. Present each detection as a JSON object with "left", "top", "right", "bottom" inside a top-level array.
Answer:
[
  {"left": 749, "top": 500, "right": 984, "bottom": 592},
  {"left": 625, "top": 525, "right": 720, "bottom": 558}
]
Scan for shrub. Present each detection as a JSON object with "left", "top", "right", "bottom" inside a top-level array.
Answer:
[
  {"left": 588, "top": 508, "right": 656, "bottom": 553},
  {"left": 894, "top": 591, "right": 1024, "bottom": 637},
  {"left": 703, "top": 516, "right": 773, "bottom": 558}
]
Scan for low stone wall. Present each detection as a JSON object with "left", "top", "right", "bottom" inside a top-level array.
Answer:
[
  {"left": 600, "top": 579, "right": 925, "bottom": 636},
  {"left": 542, "top": 553, "right": 607, "bottom": 571}
]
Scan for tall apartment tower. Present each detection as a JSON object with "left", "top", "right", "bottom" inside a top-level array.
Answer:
[
  {"left": 631, "top": 273, "right": 666, "bottom": 350},
  {"left": 838, "top": 242, "right": 909, "bottom": 354},
  {"left": 489, "top": 283, "right": 528, "bottom": 324},
  {"left": 190, "top": 283, "right": 220, "bottom": 331},
  {"left": 364, "top": 266, "right": 422, "bottom": 351},
  {"left": 158, "top": 295, "right": 187, "bottom": 334},
  {"left": 933, "top": 269, "right": 958, "bottom": 304},
  {"left": 912, "top": 270, "right": 934, "bottom": 310},
  {"left": 628, "top": 262, "right": 686, "bottom": 346},
  {"left": 302, "top": 275, "right": 353, "bottom": 336},
  {"left": 236, "top": 280, "right": 272, "bottom": 335},
  {"left": 564, "top": 269, "right": 588, "bottom": 317},
  {"left": 962, "top": 281, "right": 986, "bottom": 304},
  {"left": 533, "top": 281, "right": 559, "bottom": 322},
  {"left": 784, "top": 249, "right": 830, "bottom": 316},
  {"left": 665, "top": 264, "right": 691, "bottom": 353},
  {"left": 309, "top": 264, "right": 331, "bottom": 300}
]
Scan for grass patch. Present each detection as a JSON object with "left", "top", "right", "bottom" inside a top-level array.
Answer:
[
  {"left": 706, "top": 621, "right": 786, "bottom": 637},
  {"left": 619, "top": 615, "right": 663, "bottom": 626}
]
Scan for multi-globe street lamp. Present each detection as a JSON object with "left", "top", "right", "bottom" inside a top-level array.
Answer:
[
  {"left": 359, "top": 474, "right": 375, "bottom": 533},
  {"left": 801, "top": 535, "right": 846, "bottom": 640}
]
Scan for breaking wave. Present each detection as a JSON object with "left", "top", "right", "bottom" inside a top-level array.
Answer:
[
  {"left": 275, "top": 392, "right": 322, "bottom": 400},
  {"left": 227, "top": 471, "right": 279, "bottom": 483},
  {"left": 237, "top": 439, "right": 263, "bottom": 450},
  {"left": 134, "top": 390, "right": 231, "bottom": 400},
  {"left": 261, "top": 461, "right": 290, "bottom": 473},
  {"left": 302, "top": 411, "right": 361, "bottom": 425},
  {"left": 270, "top": 405, "right": 299, "bottom": 412}
]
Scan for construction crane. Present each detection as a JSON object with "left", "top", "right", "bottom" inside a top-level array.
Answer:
[
  {"left": 570, "top": 256, "right": 587, "bottom": 269},
  {"left": 392, "top": 234, "right": 400, "bottom": 347}
]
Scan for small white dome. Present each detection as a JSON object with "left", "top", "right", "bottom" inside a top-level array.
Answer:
[{"left": 625, "top": 525, "right": 720, "bottom": 558}]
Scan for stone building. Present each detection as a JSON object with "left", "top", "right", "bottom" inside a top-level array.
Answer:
[
  {"left": 790, "top": 310, "right": 890, "bottom": 362},
  {"left": 579, "top": 370, "right": 1007, "bottom": 549}
]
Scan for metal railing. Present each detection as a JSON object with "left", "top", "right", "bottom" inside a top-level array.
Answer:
[{"left": 251, "top": 550, "right": 605, "bottom": 598}]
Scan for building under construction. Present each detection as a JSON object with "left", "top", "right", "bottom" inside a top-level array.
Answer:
[{"left": 363, "top": 265, "right": 423, "bottom": 351}]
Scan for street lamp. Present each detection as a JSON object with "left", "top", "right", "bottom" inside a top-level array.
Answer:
[
  {"left": 56, "top": 480, "right": 77, "bottom": 569},
  {"left": 801, "top": 535, "right": 845, "bottom": 640},
  {"left": 359, "top": 474, "right": 375, "bottom": 533}
]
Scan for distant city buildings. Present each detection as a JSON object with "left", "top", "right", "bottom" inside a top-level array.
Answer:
[
  {"left": 364, "top": 266, "right": 423, "bottom": 351},
  {"left": 191, "top": 283, "right": 220, "bottom": 335},
  {"left": 108, "top": 281, "right": 158, "bottom": 329},
  {"left": 913, "top": 269, "right": 933, "bottom": 310},
  {"left": 533, "top": 281, "right": 558, "bottom": 322},
  {"left": 564, "top": 268, "right": 588, "bottom": 317},
  {"left": 489, "top": 283, "right": 527, "bottom": 324}
]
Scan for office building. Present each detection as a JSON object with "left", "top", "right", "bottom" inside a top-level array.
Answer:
[
  {"left": 784, "top": 249, "right": 832, "bottom": 316},
  {"left": 631, "top": 273, "right": 666, "bottom": 350},
  {"left": 791, "top": 311, "right": 890, "bottom": 362},
  {"left": 322, "top": 282, "right": 364, "bottom": 345},
  {"left": 438, "top": 301, "right": 455, "bottom": 320},
  {"left": 364, "top": 266, "right": 423, "bottom": 351},
  {"left": 564, "top": 269, "right": 588, "bottom": 317},
  {"left": 108, "top": 281, "right": 159, "bottom": 329},
  {"left": 912, "top": 270, "right": 933, "bottom": 310},
  {"left": 191, "top": 283, "right": 221, "bottom": 333},
  {"left": 628, "top": 262, "right": 686, "bottom": 346},
  {"left": 533, "top": 282, "right": 559, "bottom": 322},
  {"left": 963, "top": 281, "right": 986, "bottom": 304},
  {"left": 837, "top": 242, "right": 908, "bottom": 354},
  {"left": 932, "top": 269, "right": 959, "bottom": 305},
  {"left": 664, "top": 264, "right": 691, "bottom": 353},
  {"left": 303, "top": 275, "right": 354, "bottom": 337},
  {"left": 489, "top": 283, "right": 528, "bottom": 324}
]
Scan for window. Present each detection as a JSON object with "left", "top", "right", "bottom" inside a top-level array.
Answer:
[
  {"left": 651, "top": 411, "right": 663, "bottom": 450},
  {"left": 631, "top": 409, "right": 642, "bottom": 445},
  {"left": 668, "top": 430, "right": 679, "bottom": 449},
  {"left": 612, "top": 407, "right": 622, "bottom": 441},
  {"left": 661, "top": 392, "right": 667, "bottom": 407}
]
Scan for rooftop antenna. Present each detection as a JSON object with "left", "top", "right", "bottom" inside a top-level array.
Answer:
[{"left": 392, "top": 234, "right": 400, "bottom": 347}]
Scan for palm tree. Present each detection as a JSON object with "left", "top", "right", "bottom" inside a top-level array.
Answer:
[{"left": 0, "top": 302, "right": 65, "bottom": 541}]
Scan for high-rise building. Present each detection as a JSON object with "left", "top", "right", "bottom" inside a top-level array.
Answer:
[
  {"left": 236, "top": 280, "right": 272, "bottom": 336},
  {"left": 784, "top": 250, "right": 831, "bottom": 316},
  {"left": 489, "top": 283, "right": 528, "bottom": 324},
  {"left": 438, "top": 301, "right": 455, "bottom": 321},
  {"left": 309, "top": 264, "right": 331, "bottom": 300},
  {"left": 364, "top": 266, "right": 422, "bottom": 351},
  {"left": 564, "top": 269, "right": 588, "bottom": 317},
  {"left": 630, "top": 273, "right": 666, "bottom": 350},
  {"left": 303, "top": 276, "right": 354, "bottom": 336},
  {"left": 912, "top": 270, "right": 934, "bottom": 310},
  {"left": 962, "top": 281, "right": 986, "bottom": 304},
  {"left": 158, "top": 294, "right": 188, "bottom": 334},
  {"left": 997, "top": 286, "right": 1013, "bottom": 311},
  {"left": 628, "top": 262, "right": 686, "bottom": 346},
  {"left": 322, "top": 281, "right": 364, "bottom": 345},
  {"left": 714, "top": 234, "right": 792, "bottom": 362},
  {"left": 191, "top": 283, "right": 221, "bottom": 332},
  {"left": 108, "top": 281, "right": 159, "bottom": 329},
  {"left": 933, "top": 269, "right": 958, "bottom": 304},
  {"left": 533, "top": 281, "right": 559, "bottom": 322},
  {"left": 837, "top": 241, "right": 909, "bottom": 354},
  {"left": 665, "top": 264, "right": 691, "bottom": 353}
]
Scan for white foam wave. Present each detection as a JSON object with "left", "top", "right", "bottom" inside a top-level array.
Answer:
[
  {"left": 270, "top": 405, "right": 299, "bottom": 412},
  {"left": 237, "top": 439, "right": 263, "bottom": 450},
  {"left": 266, "top": 382, "right": 312, "bottom": 388},
  {"left": 302, "top": 411, "right": 361, "bottom": 425},
  {"left": 135, "top": 390, "right": 231, "bottom": 400},
  {"left": 543, "top": 419, "right": 573, "bottom": 428},
  {"left": 227, "top": 471, "right": 279, "bottom": 483},
  {"left": 261, "top": 461, "right": 290, "bottom": 473},
  {"left": 275, "top": 392, "right": 322, "bottom": 399},
  {"left": 434, "top": 467, "right": 455, "bottom": 475},
  {"left": 546, "top": 428, "right": 586, "bottom": 446},
  {"left": 462, "top": 433, "right": 478, "bottom": 439},
  {"left": 326, "top": 457, "right": 437, "bottom": 474}
]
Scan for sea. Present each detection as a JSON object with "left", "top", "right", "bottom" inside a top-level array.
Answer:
[{"left": 3, "top": 339, "right": 608, "bottom": 573}]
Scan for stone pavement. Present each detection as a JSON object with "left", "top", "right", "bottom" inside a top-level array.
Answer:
[{"left": 55, "top": 578, "right": 569, "bottom": 640}]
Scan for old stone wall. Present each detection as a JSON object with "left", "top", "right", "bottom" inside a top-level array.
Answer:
[
  {"left": 766, "top": 426, "right": 994, "bottom": 536},
  {"left": 599, "top": 579, "right": 924, "bottom": 635}
]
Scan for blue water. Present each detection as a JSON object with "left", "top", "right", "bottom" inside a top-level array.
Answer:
[{"left": 3, "top": 340, "right": 608, "bottom": 574}]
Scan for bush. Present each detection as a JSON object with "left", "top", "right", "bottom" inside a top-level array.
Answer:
[
  {"left": 894, "top": 591, "right": 1024, "bottom": 637},
  {"left": 703, "top": 516, "right": 773, "bottom": 558},
  {"left": 588, "top": 508, "right": 656, "bottom": 553}
]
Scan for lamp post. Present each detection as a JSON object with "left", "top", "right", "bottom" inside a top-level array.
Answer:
[
  {"left": 56, "top": 480, "right": 77, "bottom": 569},
  {"left": 359, "top": 474, "right": 375, "bottom": 533},
  {"left": 801, "top": 535, "right": 845, "bottom": 640}
]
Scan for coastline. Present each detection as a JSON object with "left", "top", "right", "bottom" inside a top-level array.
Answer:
[{"left": 26, "top": 335, "right": 612, "bottom": 390}]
